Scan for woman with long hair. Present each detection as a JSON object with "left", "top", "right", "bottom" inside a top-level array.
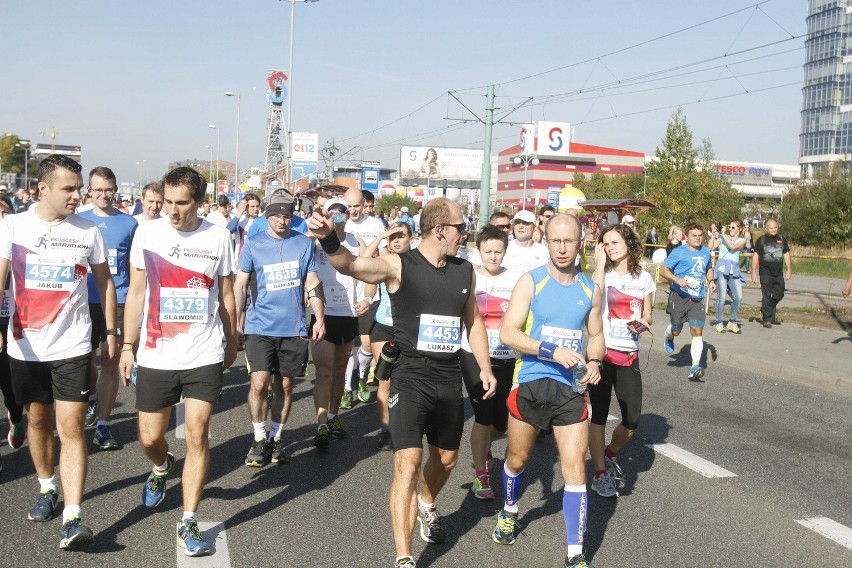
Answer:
[
  {"left": 589, "top": 224, "right": 655, "bottom": 498},
  {"left": 708, "top": 219, "right": 747, "bottom": 334}
]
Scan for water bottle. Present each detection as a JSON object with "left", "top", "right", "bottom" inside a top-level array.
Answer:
[
  {"left": 375, "top": 341, "right": 400, "bottom": 381},
  {"left": 571, "top": 362, "right": 587, "bottom": 394},
  {"left": 131, "top": 363, "right": 138, "bottom": 387}
]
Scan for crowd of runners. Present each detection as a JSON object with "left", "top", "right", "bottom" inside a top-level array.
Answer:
[{"left": 0, "top": 154, "right": 798, "bottom": 567}]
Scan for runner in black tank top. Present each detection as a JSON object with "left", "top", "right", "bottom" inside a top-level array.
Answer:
[{"left": 308, "top": 197, "right": 496, "bottom": 568}]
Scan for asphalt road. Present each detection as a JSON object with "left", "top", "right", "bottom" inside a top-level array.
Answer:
[{"left": 1, "top": 349, "right": 850, "bottom": 568}]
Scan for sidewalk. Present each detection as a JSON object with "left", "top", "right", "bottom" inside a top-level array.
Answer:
[{"left": 647, "top": 274, "right": 852, "bottom": 395}]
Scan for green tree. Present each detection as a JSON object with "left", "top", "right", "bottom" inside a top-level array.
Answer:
[
  {"left": 781, "top": 163, "right": 852, "bottom": 247},
  {"left": 376, "top": 193, "right": 418, "bottom": 216},
  {"left": 0, "top": 134, "right": 38, "bottom": 187},
  {"left": 641, "top": 108, "right": 744, "bottom": 233}
]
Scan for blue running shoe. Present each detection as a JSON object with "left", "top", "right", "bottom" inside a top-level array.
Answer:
[
  {"left": 59, "top": 517, "right": 94, "bottom": 550},
  {"left": 687, "top": 365, "right": 705, "bottom": 382},
  {"left": 492, "top": 510, "right": 522, "bottom": 545},
  {"left": 142, "top": 452, "right": 174, "bottom": 508},
  {"left": 664, "top": 335, "right": 674, "bottom": 354},
  {"left": 177, "top": 517, "right": 211, "bottom": 557},
  {"left": 28, "top": 489, "right": 59, "bottom": 521}
]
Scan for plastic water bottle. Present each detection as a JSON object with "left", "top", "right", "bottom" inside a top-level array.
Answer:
[
  {"left": 131, "top": 363, "right": 138, "bottom": 387},
  {"left": 572, "top": 362, "right": 587, "bottom": 394},
  {"left": 375, "top": 342, "right": 400, "bottom": 381}
]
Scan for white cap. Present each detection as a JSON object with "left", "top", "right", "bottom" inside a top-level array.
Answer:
[
  {"left": 621, "top": 214, "right": 636, "bottom": 224},
  {"left": 512, "top": 210, "right": 536, "bottom": 224},
  {"left": 325, "top": 197, "right": 348, "bottom": 212},
  {"left": 400, "top": 206, "right": 409, "bottom": 213}
]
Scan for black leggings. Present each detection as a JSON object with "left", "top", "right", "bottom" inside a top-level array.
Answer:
[
  {"left": 460, "top": 350, "right": 514, "bottom": 432},
  {"left": 0, "top": 324, "right": 24, "bottom": 423},
  {"left": 589, "top": 358, "right": 642, "bottom": 430}
]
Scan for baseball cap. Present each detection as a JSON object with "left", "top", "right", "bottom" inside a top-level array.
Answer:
[
  {"left": 622, "top": 214, "right": 636, "bottom": 224},
  {"left": 217, "top": 195, "right": 230, "bottom": 207},
  {"left": 265, "top": 189, "right": 295, "bottom": 218},
  {"left": 400, "top": 206, "right": 409, "bottom": 213},
  {"left": 512, "top": 210, "right": 536, "bottom": 224},
  {"left": 325, "top": 196, "right": 348, "bottom": 213}
]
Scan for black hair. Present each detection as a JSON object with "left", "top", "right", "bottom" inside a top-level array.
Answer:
[
  {"left": 162, "top": 167, "right": 206, "bottom": 202},
  {"left": 37, "top": 154, "right": 82, "bottom": 183},
  {"left": 476, "top": 224, "right": 509, "bottom": 250}
]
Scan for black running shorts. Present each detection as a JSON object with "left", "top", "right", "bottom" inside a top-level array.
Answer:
[
  {"left": 369, "top": 321, "right": 395, "bottom": 344},
  {"left": 507, "top": 379, "right": 588, "bottom": 430},
  {"left": 135, "top": 362, "right": 223, "bottom": 411},
  {"left": 358, "top": 302, "right": 380, "bottom": 335},
  {"left": 89, "top": 303, "right": 125, "bottom": 349},
  {"left": 460, "top": 350, "right": 514, "bottom": 432},
  {"left": 245, "top": 335, "right": 309, "bottom": 378},
  {"left": 312, "top": 314, "right": 358, "bottom": 346},
  {"left": 389, "top": 357, "right": 464, "bottom": 451},
  {"left": 10, "top": 353, "right": 92, "bottom": 405}
]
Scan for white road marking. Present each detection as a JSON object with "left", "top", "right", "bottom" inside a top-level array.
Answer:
[
  {"left": 176, "top": 521, "right": 231, "bottom": 566},
  {"left": 645, "top": 442, "right": 737, "bottom": 478},
  {"left": 607, "top": 414, "right": 619, "bottom": 422},
  {"left": 796, "top": 517, "right": 852, "bottom": 550}
]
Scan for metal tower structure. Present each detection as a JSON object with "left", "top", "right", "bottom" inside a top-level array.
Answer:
[{"left": 264, "top": 71, "right": 289, "bottom": 173}]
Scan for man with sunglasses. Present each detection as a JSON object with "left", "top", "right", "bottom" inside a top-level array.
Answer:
[
  {"left": 309, "top": 197, "right": 496, "bottom": 568},
  {"left": 532, "top": 205, "right": 556, "bottom": 243},
  {"left": 504, "top": 210, "right": 549, "bottom": 274},
  {"left": 78, "top": 167, "right": 138, "bottom": 449}
]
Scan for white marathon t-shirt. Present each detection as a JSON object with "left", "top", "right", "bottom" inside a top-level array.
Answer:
[
  {"left": 315, "top": 232, "right": 364, "bottom": 317},
  {"left": 602, "top": 270, "right": 656, "bottom": 352},
  {"left": 133, "top": 213, "right": 161, "bottom": 225},
  {"left": 130, "top": 217, "right": 234, "bottom": 370},
  {"left": 345, "top": 215, "right": 386, "bottom": 302},
  {"left": 0, "top": 209, "right": 107, "bottom": 361},
  {"left": 461, "top": 268, "right": 522, "bottom": 359},
  {"left": 503, "top": 240, "right": 549, "bottom": 274}
]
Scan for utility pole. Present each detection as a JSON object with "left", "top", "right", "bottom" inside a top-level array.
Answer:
[{"left": 478, "top": 85, "right": 495, "bottom": 231}]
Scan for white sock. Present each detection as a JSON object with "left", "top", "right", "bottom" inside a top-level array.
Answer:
[
  {"left": 63, "top": 504, "right": 81, "bottom": 523},
  {"left": 690, "top": 336, "right": 703, "bottom": 366},
  {"left": 182, "top": 511, "right": 196, "bottom": 521},
  {"left": 417, "top": 493, "right": 433, "bottom": 511},
  {"left": 38, "top": 475, "right": 57, "bottom": 493},
  {"left": 252, "top": 421, "right": 266, "bottom": 441},
  {"left": 88, "top": 394, "right": 97, "bottom": 402},
  {"left": 665, "top": 324, "right": 673, "bottom": 340},
  {"left": 357, "top": 348, "right": 372, "bottom": 379},
  {"left": 154, "top": 457, "right": 170, "bottom": 473},
  {"left": 96, "top": 419, "right": 109, "bottom": 427},
  {"left": 269, "top": 421, "right": 283, "bottom": 440},
  {"left": 344, "top": 348, "right": 357, "bottom": 390}
]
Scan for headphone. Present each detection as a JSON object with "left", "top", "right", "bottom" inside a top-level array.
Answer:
[{"left": 626, "top": 232, "right": 638, "bottom": 249}]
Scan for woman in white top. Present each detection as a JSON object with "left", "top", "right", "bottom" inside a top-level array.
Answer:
[
  {"left": 708, "top": 219, "right": 746, "bottom": 334},
  {"left": 589, "top": 224, "right": 655, "bottom": 498}
]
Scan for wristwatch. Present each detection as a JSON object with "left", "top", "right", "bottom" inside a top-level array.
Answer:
[
  {"left": 586, "top": 358, "right": 603, "bottom": 367},
  {"left": 105, "top": 328, "right": 122, "bottom": 336}
]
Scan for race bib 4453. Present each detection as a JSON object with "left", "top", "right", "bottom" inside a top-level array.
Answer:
[{"left": 417, "top": 314, "right": 461, "bottom": 353}]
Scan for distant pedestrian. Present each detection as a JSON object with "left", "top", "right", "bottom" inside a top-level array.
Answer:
[
  {"left": 751, "top": 219, "right": 791, "bottom": 328},
  {"left": 842, "top": 271, "right": 852, "bottom": 297},
  {"left": 665, "top": 225, "right": 683, "bottom": 256},
  {"left": 708, "top": 219, "right": 746, "bottom": 334}
]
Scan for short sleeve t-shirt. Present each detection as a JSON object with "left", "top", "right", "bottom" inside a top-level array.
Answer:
[
  {"left": 78, "top": 209, "right": 138, "bottom": 304},
  {"left": 314, "top": 232, "right": 363, "bottom": 317},
  {"left": 461, "top": 268, "right": 522, "bottom": 359},
  {"left": 346, "top": 215, "right": 386, "bottom": 251},
  {"left": 602, "top": 270, "right": 655, "bottom": 352},
  {"left": 133, "top": 213, "right": 161, "bottom": 224},
  {"left": 247, "top": 215, "right": 308, "bottom": 238},
  {"left": 503, "top": 240, "right": 549, "bottom": 274},
  {"left": 0, "top": 209, "right": 108, "bottom": 361},
  {"left": 754, "top": 233, "right": 790, "bottom": 277},
  {"left": 130, "top": 217, "right": 234, "bottom": 370},
  {"left": 238, "top": 231, "right": 316, "bottom": 337},
  {"left": 663, "top": 245, "right": 712, "bottom": 299}
]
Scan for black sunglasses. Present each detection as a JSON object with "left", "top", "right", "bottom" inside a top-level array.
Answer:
[{"left": 442, "top": 222, "right": 468, "bottom": 233}]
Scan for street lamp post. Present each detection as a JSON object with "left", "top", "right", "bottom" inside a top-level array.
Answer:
[
  {"left": 225, "top": 92, "right": 241, "bottom": 196},
  {"left": 16, "top": 140, "right": 30, "bottom": 190},
  {"left": 205, "top": 145, "right": 213, "bottom": 199},
  {"left": 208, "top": 125, "right": 220, "bottom": 193},
  {"left": 512, "top": 154, "right": 540, "bottom": 211},
  {"left": 285, "top": 0, "right": 320, "bottom": 193}
]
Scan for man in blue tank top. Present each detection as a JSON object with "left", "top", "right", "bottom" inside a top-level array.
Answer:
[
  {"left": 309, "top": 197, "right": 496, "bottom": 568},
  {"left": 496, "top": 214, "right": 605, "bottom": 568}
]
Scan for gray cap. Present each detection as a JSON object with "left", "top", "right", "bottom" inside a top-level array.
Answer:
[{"left": 265, "top": 189, "right": 295, "bottom": 217}]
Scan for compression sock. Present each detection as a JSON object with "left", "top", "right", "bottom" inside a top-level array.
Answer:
[
  {"left": 563, "top": 484, "right": 588, "bottom": 559},
  {"left": 502, "top": 462, "right": 525, "bottom": 514},
  {"left": 357, "top": 348, "right": 373, "bottom": 379},
  {"left": 690, "top": 336, "right": 703, "bottom": 366}
]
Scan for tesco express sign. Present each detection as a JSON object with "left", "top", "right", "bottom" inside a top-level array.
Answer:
[{"left": 715, "top": 164, "right": 770, "bottom": 177}]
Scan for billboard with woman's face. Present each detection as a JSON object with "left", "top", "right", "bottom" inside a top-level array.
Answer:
[{"left": 399, "top": 146, "right": 484, "bottom": 182}]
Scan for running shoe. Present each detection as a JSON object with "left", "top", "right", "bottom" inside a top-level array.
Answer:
[
  {"left": 726, "top": 321, "right": 742, "bottom": 334},
  {"left": 713, "top": 321, "right": 725, "bottom": 333},
  {"left": 687, "top": 365, "right": 705, "bottom": 382},
  {"left": 269, "top": 437, "right": 289, "bottom": 465},
  {"left": 59, "top": 517, "right": 94, "bottom": 550},
  {"left": 177, "top": 517, "right": 211, "bottom": 557},
  {"left": 84, "top": 400, "right": 97, "bottom": 428},
  {"left": 244, "top": 437, "right": 268, "bottom": 467},
  {"left": 604, "top": 455, "right": 622, "bottom": 479},
  {"left": 339, "top": 390, "right": 354, "bottom": 410},
  {"left": 377, "top": 429, "right": 393, "bottom": 451},
  {"left": 664, "top": 335, "right": 675, "bottom": 354},
  {"left": 771, "top": 318, "right": 782, "bottom": 325},
  {"left": 27, "top": 489, "right": 59, "bottom": 521},
  {"left": 314, "top": 424, "right": 331, "bottom": 451},
  {"left": 591, "top": 473, "right": 618, "bottom": 498},
  {"left": 492, "top": 510, "right": 521, "bottom": 545},
  {"left": 471, "top": 474, "right": 494, "bottom": 500},
  {"left": 762, "top": 319, "right": 772, "bottom": 328},
  {"left": 7, "top": 412, "right": 25, "bottom": 449},
  {"left": 417, "top": 503, "right": 446, "bottom": 544},
  {"left": 327, "top": 415, "right": 347, "bottom": 439},
  {"left": 395, "top": 557, "right": 416, "bottom": 568},
  {"left": 93, "top": 424, "right": 121, "bottom": 450},
  {"left": 565, "top": 554, "right": 594, "bottom": 568},
  {"left": 142, "top": 452, "right": 174, "bottom": 508},
  {"left": 365, "top": 368, "right": 378, "bottom": 387},
  {"left": 357, "top": 380, "right": 371, "bottom": 404}
]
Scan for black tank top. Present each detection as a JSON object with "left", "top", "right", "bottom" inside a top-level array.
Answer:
[{"left": 390, "top": 248, "right": 473, "bottom": 361}]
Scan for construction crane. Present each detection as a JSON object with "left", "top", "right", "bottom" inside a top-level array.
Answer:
[{"left": 38, "top": 127, "right": 103, "bottom": 150}]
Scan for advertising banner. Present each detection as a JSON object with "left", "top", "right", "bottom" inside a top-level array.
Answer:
[
  {"left": 534, "top": 121, "right": 571, "bottom": 158},
  {"left": 361, "top": 167, "right": 379, "bottom": 190},
  {"left": 291, "top": 132, "right": 319, "bottom": 181},
  {"left": 400, "top": 146, "right": 484, "bottom": 182}
]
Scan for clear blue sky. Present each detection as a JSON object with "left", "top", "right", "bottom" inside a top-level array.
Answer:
[{"left": 0, "top": 0, "right": 804, "bottom": 185}]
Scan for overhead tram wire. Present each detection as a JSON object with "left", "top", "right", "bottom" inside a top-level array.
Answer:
[{"left": 334, "top": 92, "right": 447, "bottom": 144}]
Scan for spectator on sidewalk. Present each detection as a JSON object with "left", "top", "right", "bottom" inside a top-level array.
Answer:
[
  {"left": 751, "top": 219, "right": 791, "bottom": 328},
  {"left": 841, "top": 271, "right": 852, "bottom": 298}
]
